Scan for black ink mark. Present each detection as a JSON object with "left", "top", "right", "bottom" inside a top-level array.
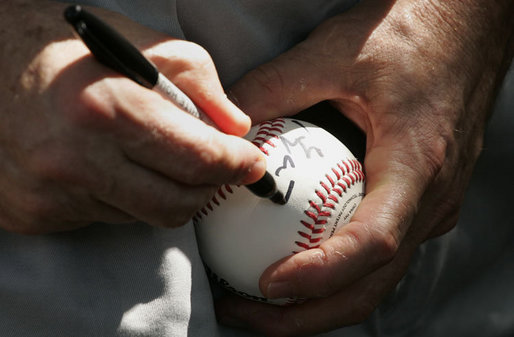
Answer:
[
  {"left": 303, "top": 144, "right": 323, "bottom": 158},
  {"left": 291, "top": 120, "right": 308, "bottom": 131},
  {"left": 275, "top": 155, "right": 295, "bottom": 176},
  {"left": 280, "top": 135, "right": 324, "bottom": 159},
  {"left": 284, "top": 180, "right": 295, "bottom": 204}
]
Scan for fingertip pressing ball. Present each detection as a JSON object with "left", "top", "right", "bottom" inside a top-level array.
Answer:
[{"left": 193, "top": 118, "right": 365, "bottom": 305}]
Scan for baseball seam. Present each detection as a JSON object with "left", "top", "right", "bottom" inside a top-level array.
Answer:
[
  {"left": 251, "top": 118, "right": 286, "bottom": 155},
  {"left": 294, "top": 158, "right": 364, "bottom": 253},
  {"left": 193, "top": 118, "right": 286, "bottom": 223},
  {"left": 193, "top": 118, "right": 365, "bottom": 255}
]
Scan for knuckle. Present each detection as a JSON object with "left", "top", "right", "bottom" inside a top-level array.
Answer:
[
  {"left": 178, "top": 41, "right": 213, "bottom": 65},
  {"left": 344, "top": 222, "right": 400, "bottom": 266},
  {"left": 420, "top": 134, "right": 448, "bottom": 178},
  {"left": 372, "top": 228, "right": 401, "bottom": 264},
  {"left": 154, "top": 41, "right": 215, "bottom": 76}
]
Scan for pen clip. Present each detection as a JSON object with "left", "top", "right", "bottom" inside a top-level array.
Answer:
[{"left": 64, "top": 5, "right": 158, "bottom": 88}]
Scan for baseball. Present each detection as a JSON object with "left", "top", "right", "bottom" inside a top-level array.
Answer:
[{"left": 193, "top": 118, "right": 365, "bottom": 305}]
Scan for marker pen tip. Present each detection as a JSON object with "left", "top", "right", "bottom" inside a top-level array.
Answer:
[{"left": 270, "top": 191, "right": 287, "bottom": 205}]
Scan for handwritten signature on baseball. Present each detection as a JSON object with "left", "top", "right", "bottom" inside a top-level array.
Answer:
[{"left": 274, "top": 120, "right": 324, "bottom": 203}]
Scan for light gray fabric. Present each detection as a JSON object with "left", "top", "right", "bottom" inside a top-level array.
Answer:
[
  {"left": 176, "top": 0, "right": 359, "bottom": 85},
  {"left": 2, "top": 1, "right": 513, "bottom": 336},
  {"left": 0, "top": 222, "right": 219, "bottom": 337},
  {"left": 71, "top": 0, "right": 185, "bottom": 38},
  {"left": 67, "top": 0, "right": 358, "bottom": 86}
]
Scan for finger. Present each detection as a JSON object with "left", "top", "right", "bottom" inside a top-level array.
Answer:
[
  {"left": 228, "top": 41, "right": 341, "bottom": 123},
  {"left": 217, "top": 290, "right": 368, "bottom": 337},
  {"left": 0, "top": 189, "right": 135, "bottom": 234},
  {"left": 259, "top": 140, "right": 437, "bottom": 299},
  {"left": 84, "top": 78, "right": 267, "bottom": 186},
  {"left": 93, "top": 156, "right": 217, "bottom": 228},
  {"left": 147, "top": 40, "right": 251, "bottom": 136},
  {"left": 0, "top": 159, "right": 136, "bottom": 234},
  {"left": 217, "top": 236, "right": 415, "bottom": 337}
]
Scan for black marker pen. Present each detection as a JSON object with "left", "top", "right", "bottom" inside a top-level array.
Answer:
[{"left": 64, "top": 5, "right": 286, "bottom": 205}]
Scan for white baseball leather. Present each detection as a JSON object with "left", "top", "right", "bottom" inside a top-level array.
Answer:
[{"left": 194, "top": 118, "right": 365, "bottom": 304}]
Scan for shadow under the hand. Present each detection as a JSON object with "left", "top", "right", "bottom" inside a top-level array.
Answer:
[{"left": 293, "top": 101, "right": 366, "bottom": 162}]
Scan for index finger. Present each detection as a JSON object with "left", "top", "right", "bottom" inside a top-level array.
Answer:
[{"left": 147, "top": 40, "right": 252, "bottom": 136}]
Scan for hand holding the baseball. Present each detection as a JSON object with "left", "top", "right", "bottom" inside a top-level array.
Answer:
[
  {"left": 0, "top": 1, "right": 265, "bottom": 234},
  {"left": 217, "top": 0, "right": 514, "bottom": 335}
]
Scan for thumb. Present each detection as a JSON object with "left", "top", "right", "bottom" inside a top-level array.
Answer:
[
  {"left": 229, "top": 44, "right": 337, "bottom": 123},
  {"left": 259, "top": 140, "right": 434, "bottom": 299}
]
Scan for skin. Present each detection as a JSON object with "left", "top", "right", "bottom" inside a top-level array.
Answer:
[
  {"left": 1, "top": 0, "right": 512, "bottom": 336},
  {"left": 215, "top": 0, "right": 514, "bottom": 335},
  {"left": 0, "top": 0, "right": 266, "bottom": 234}
]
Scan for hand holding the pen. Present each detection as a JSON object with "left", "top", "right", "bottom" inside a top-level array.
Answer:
[
  {"left": 0, "top": 1, "right": 265, "bottom": 234},
  {"left": 217, "top": 0, "right": 514, "bottom": 335}
]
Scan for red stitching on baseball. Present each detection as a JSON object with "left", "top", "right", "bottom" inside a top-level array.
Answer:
[
  {"left": 315, "top": 190, "right": 326, "bottom": 203},
  {"left": 294, "top": 158, "right": 364, "bottom": 253},
  {"left": 192, "top": 184, "right": 235, "bottom": 224},
  {"left": 212, "top": 195, "right": 220, "bottom": 206},
  {"left": 193, "top": 119, "right": 286, "bottom": 222},
  {"left": 300, "top": 220, "right": 315, "bottom": 230},
  {"left": 192, "top": 119, "right": 365, "bottom": 257},
  {"left": 252, "top": 118, "right": 286, "bottom": 156},
  {"left": 304, "top": 210, "right": 318, "bottom": 222}
]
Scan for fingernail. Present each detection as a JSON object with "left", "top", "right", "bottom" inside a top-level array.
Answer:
[{"left": 265, "top": 281, "right": 292, "bottom": 299}]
